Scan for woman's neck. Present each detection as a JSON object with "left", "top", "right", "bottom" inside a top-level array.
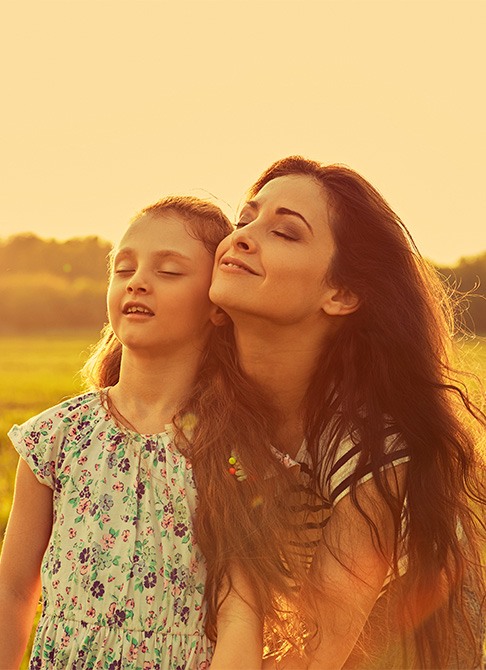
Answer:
[
  {"left": 108, "top": 346, "right": 203, "bottom": 434},
  {"left": 234, "top": 321, "right": 326, "bottom": 456}
]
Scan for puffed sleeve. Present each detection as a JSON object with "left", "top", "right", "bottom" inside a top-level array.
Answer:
[{"left": 8, "top": 393, "right": 94, "bottom": 489}]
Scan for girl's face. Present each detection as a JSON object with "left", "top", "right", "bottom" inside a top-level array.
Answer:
[
  {"left": 108, "top": 212, "right": 219, "bottom": 354},
  {"left": 210, "top": 175, "right": 338, "bottom": 328}
]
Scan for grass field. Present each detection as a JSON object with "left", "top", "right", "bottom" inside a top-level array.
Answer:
[
  {"left": 0, "top": 331, "right": 99, "bottom": 668},
  {"left": 0, "top": 332, "right": 485, "bottom": 667}
]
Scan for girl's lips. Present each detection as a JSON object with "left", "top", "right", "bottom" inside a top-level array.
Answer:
[{"left": 122, "top": 302, "right": 155, "bottom": 316}]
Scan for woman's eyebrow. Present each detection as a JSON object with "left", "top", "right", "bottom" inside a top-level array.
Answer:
[
  {"left": 275, "top": 207, "right": 313, "bottom": 233},
  {"left": 245, "top": 200, "right": 313, "bottom": 233}
]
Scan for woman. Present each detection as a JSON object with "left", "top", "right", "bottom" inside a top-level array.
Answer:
[{"left": 193, "top": 157, "right": 485, "bottom": 668}]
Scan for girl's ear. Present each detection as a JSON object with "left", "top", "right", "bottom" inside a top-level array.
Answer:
[
  {"left": 321, "top": 287, "right": 360, "bottom": 316},
  {"left": 210, "top": 305, "right": 229, "bottom": 327}
]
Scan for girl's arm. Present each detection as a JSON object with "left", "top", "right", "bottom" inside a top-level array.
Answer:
[
  {"left": 277, "top": 463, "right": 407, "bottom": 670},
  {"left": 0, "top": 458, "right": 53, "bottom": 668},
  {"left": 210, "top": 564, "right": 263, "bottom": 670}
]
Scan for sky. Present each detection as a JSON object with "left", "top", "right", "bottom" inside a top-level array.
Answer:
[{"left": 1, "top": 0, "right": 485, "bottom": 266}]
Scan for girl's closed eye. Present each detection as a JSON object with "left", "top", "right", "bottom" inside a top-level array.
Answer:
[{"left": 156, "top": 264, "right": 185, "bottom": 276}]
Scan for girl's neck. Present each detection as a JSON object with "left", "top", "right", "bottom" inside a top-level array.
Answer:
[{"left": 108, "top": 347, "right": 203, "bottom": 434}]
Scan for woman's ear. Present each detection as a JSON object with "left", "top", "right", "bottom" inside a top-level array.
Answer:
[
  {"left": 210, "top": 305, "right": 229, "bottom": 327},
  {"left": 321, "top": 287, "right": 360, "bottom": 316}
]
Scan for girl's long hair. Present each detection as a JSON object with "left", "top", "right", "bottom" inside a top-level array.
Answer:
[{"left": 192, "top": 158, "right": 486, "bottom": 667}]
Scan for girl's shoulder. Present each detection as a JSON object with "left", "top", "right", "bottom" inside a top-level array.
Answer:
[
  {"left": 8, "top": 390, "right": 106, "bottom": 489},
  {"left": 14, "top": 390, "right": 104, "bottom": 433}
]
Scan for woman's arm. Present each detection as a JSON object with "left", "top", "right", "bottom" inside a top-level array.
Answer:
[
  {"left": 210, "top": 564, "right": 263, "bottom": 670},
  {"left": 0, "top": 458, "right": 53, "bottom": 668},
  {"left": 278, "top": 463, "right": 407, "bottom": 670}
]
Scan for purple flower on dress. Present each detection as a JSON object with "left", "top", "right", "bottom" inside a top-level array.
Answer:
[
  {"left": 79, "top": 485, "right": 91, "bottom": 499},
  {"left": 144, "top": 439, "right": 155, "bottom": 453},
  {"left": 112, "top": 433, "right": 124, "bottom": 446},
  {"left": 30, "top": 657, "right": 42, "bottom": 670},
  {"left": 136, "top": 480, "right": 145, "bottom": 499},
  {"left": 91, "top": 580, "right": 105, "bottom": 598},
  {"left": 113, "top": 608, "right": 126, "bottom": 627},
  {"left": 180, "top": 606, "right": 190, "bottom": 624},
  {"left": 174, "top": 523, "right": 187, "bottom": 537},
  {"left": 119, "top": 457, "right": 130, "bottom": 473},
  {"left": 52, "top": 559, "right": 61, "bottom": 574},
  {"left": 144, "top": 572, "right": 157, "bottom": 588},
  {"left": 108, "top": 661, "right": 121, "bottom": 670},
  {"left": 79, "top": 547, "right": 90, "bottom": 564}
]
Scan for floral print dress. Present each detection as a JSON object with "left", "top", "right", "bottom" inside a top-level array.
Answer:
[{"left": 8, "top": 391, "right": 213, "bottom": 670}]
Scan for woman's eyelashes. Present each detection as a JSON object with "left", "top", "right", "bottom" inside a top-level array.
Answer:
[
  {"left": 272, "top": 229, "right": 299, "bottom": 241},
  {"left": 235, "top": 219, "right": 300, "bottom": 241}
]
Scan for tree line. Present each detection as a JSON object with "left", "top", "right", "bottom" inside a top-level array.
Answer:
[{"left": 1, "top": 233, "right": 485, "bottom": 335}]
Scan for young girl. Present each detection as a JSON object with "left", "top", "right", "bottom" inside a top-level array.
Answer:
[
  {"left": 194, "top": 157, "right": 485, "bottom": 668},
  {"left": 0, "top": 196, "right": 256, "bottom": 669}
]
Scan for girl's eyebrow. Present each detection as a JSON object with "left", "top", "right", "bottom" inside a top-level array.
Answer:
[
  {"left": 114, "top": 248, "right": 191, "bottom": 262},
  {"left": 151, "top": 250, "right": 191, "bottom": 262},
  {"left": 245, "top": 200, "right": 313, "bottom": 234}
]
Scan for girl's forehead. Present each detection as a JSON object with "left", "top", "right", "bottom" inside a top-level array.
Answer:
[
  {"left": 114, "top": 212, "right": 212, "bottom": 263},
  {"left": 118, "top": 212, "right": 189, "bottom": 246}
]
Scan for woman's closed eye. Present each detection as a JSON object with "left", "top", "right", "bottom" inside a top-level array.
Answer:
[
  {"left": 236, "top": 220, "right": 299, "bottom": 241},
  {"left": 272, "top": 229, "right": 299, "bottom": 241},
  {"left": 235, "top": 219, "right": 252, "bottom": 229}
]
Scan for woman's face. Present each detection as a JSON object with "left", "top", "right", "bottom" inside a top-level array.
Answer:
[{"left": 210, "top": 174, "right": 338, "bottom": 327}]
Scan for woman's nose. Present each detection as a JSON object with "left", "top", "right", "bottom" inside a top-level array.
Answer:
[{"left": 231, "top": 227, "right": 257, "bottom": 253}]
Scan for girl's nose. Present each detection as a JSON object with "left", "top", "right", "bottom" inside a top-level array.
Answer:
[{"left": 126, "top": 270, "right": 150, "bottom": 294}]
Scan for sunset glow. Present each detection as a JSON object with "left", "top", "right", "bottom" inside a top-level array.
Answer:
[{"left": 1, "top": 1, "right": 485, "bottom": 265}]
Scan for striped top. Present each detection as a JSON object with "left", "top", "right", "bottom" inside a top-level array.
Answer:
[{"left": 272, "top": 426, "right": 410, "bottom": 572}]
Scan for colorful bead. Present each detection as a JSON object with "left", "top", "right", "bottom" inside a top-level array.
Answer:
[{"left": 228, "top": 451, "right": 247, "bottom": 481}]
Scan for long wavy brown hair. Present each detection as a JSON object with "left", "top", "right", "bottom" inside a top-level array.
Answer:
[{"left": 190, "top": 158, "right": 486, "bottom": 667}]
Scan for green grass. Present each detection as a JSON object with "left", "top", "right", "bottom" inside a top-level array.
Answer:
[
  {"left": 0, "top": 332, "right": 484, "bottom": 667},
  {"left": 0, "top": 331, "right": 99, "bottom": 668}
]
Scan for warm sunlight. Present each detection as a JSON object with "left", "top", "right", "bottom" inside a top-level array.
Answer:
[{"left": 1, "top": 1, "right": 485, "bottom": 266}]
